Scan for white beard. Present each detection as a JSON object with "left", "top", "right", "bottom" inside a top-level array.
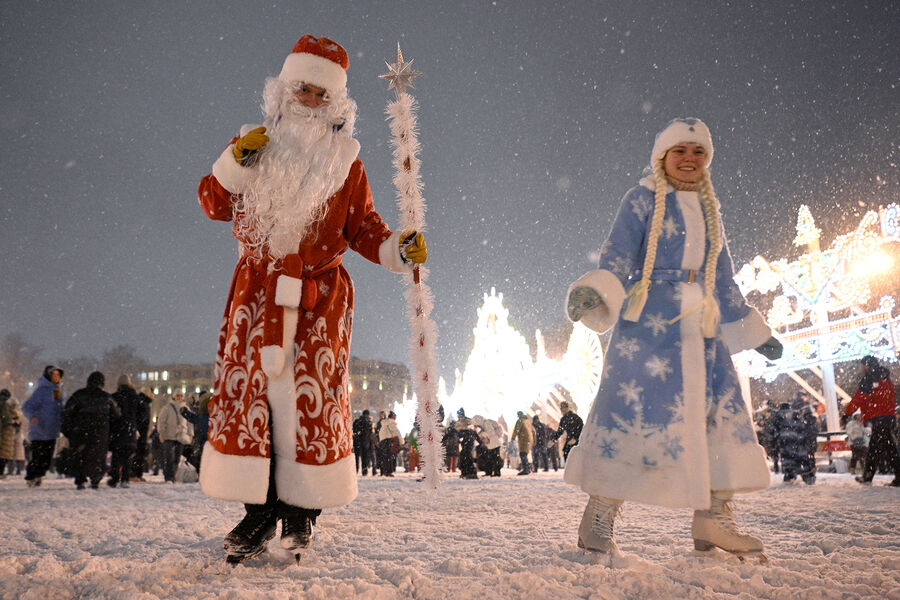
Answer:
[{"left": 235, "top": 77, "right": 359, "bottom": 260}]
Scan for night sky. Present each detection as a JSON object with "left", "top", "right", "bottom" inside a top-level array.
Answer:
[{"left": 2, "top": 1, "right": 897, "bottom": 380}]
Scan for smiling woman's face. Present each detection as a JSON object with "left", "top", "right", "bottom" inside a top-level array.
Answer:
[{"left": 663, "top": 142, "right": 708, "bottom": 183}]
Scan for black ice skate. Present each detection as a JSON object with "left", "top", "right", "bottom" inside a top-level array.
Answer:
[
  {"left": 279, "top": 505, "right": 316, "bottom": 564},
  {"left": 224, "top": 505, "right": 277, "bottom": 565}
]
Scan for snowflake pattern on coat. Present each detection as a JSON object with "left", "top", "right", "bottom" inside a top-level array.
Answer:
[{"left": 566, "top": 181, "right": 771, "bottom": 508}]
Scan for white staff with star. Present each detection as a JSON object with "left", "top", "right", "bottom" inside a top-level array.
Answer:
[{"left": 381, "top": 44, "right": 444, "bottom": 488}]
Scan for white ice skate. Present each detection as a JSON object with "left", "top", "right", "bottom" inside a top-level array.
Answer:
[
  {"left": 577, "top": 495, "right": 622, "bottom": 556},
  {"left": 692, "top": 493, "right": 767, "bottom": 563}
]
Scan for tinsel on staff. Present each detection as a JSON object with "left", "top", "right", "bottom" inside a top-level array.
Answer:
[{"left": 380, "top": 44, "right": 444, "bottom": 488}]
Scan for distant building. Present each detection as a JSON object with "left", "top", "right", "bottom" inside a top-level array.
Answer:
[
  {"left": 348, "top": 357, "right": 410, "bottom": 415},
  {"left": 137, "top": 363, "right": 215, "bottom": 397},
  {"left": 137, "top": 357, "right": 409, "bottom": 420}
]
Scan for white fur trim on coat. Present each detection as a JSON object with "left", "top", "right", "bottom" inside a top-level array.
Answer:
[
  {"left": 379, "top": 230, "right": 410, "bottom": 274},
  {"left": 276, "top": 454, "right": 358, "bottom": 508},
  {"left": 720, "top": 307, "right": 772, "bottom": 354},
  {"left": 275, "top": 275, "right": 302, "bottom": 307},
  {"left": 567, "top": 269, "right": 626, "bottom": 334},
  {"left": 280, "top": 53, "right": 347, "bottom": 91},
  {"left": 211, "top": 144, "right": 250, "bottom": 194},
  {"left": 260, "top": 345, "right": 286, "bottom": 377},
  {"left": 210, "top": 123, "right": 266, "bottom": 194},
  {"left": 199, "top": 441, "right": 271, "bottom": 504},
  {"left": 707, "top": 425, "right": 772, "bottom": 493}
]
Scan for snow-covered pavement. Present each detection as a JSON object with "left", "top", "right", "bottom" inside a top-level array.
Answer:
[{"left": 1, "top": 469, "right": 898, "bottom": 599}]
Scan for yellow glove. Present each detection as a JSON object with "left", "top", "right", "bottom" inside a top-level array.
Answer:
[
  {"left": 399, "top": 231, "right": 427, "bottom": 264},
  {"left": 232, "top": 126, "right": 269, "bottom": 165}
]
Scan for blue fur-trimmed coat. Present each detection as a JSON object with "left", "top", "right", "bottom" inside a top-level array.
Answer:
[{"left": 563, "top": 176, "right": 772, "bottom": 509}]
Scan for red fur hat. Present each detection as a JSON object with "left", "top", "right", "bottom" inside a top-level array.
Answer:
[{"left": 279, "top": 35, "right": 348, "bottom": 91}]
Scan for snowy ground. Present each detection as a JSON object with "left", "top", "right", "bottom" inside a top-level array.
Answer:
[{"left": 1, "top": 468, "right": 898, "bottom": 600}]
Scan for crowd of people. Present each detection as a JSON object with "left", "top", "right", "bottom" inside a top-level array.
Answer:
[
  {"left": 754, "top": 355, "right": 900, "bottom": 488},
  {"left": 0, "top": 365, "right": 210, "bottom": 489},
  {"left": 349, "top": 402, "right": 584, "bottom": 480}
]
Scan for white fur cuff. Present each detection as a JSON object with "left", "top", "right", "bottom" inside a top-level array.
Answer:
[
  {"left": 567, "top": 269, "right": 626, "bottom": 334},
  {"left": 275, "top": 275, "right": 302, "bottom": 308},
  {"left": 260, "top": 345, "right": 286, "bottom": 377},
  {"left": 211, "top": 144, "right": 250, "bottom": 194},
  {"left": 379, "top": 231, "right": 410, "bottom": 274},
  {"left": 720, "top": 307, "right": 772, "bottom": 354}
]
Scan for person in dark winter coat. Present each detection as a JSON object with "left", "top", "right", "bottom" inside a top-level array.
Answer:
[
  {"left": 554, "top": 401, "right": 584, "bottom": 462},
  {"left": 107, "top": 375, "right": 141, "bottom": 488},
  {"left": 149, "top": 424, "right": 163, "bottom": 476},
  {"left": 61, "top": 372, "right": 119, "bottom": 489},
  {"left": 442, "top": 421, "right": 460, "bottom": 472},
  {"left": 181, "top": 391, "right": 211, "bottom": 474},
  {"left": 845, "top": 413, "right": 869, "bottom": 475},
  {"left": 772, "top": 393, "right": 818, "bottom": 484},
  {"left": 129, "top": 388, "right": 154, "bottom": 481},
  {"left": 843, "top": 356, "right": 900, "bottom": 486},
  {"left": 532, "top": 415, "right": 550, "bottom": 472},
  {"left": 758, "top": 400, "right": 780, "bottom": 473},
  {"left": 22, "top": 366, "right": 65, "bottom": 487},
  {"left": 455, "top": 411, "right": 478, "bottom": 479},
  {"left": 352, "top": 410, "right": 374, "bottom": 475}
]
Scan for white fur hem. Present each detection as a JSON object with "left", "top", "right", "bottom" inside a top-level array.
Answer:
[
  {"left": 707, "top": 438, "right": 771, "bottom": 494},
  {"left": 260, "top": 345, "right": 285, "bottom": 377},
  {"left": 275, "top": 275, "right": 302, "bottom": 307},
  {"left": 198, "top": 443, "right": 359, "bottom": 509},
  {"left": 567, "top": 269, "right": 625, "bottom": 334},
  {"left": 275, "top": 454, "right": 358, "bottom": 509},
  {"left": 564, "top": 444, "right": 711, "bottom": 509},
  {"left": 280, "top": 53, "right": 347, "bottom": 91},
  {"left": 211, "top": 145, "right": 250, "bottom": 194},
  {"left": 199, "top": 442, "right": 270, "bottom": 504},
  {"left": 720, "top": 307, "right": 772, "bottom": 354},
  {"left": 379, "top": 231, "right": 409, "bottom": 274}
]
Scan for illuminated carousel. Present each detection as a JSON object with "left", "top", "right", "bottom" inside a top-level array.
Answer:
[{"left": 733, "top": 203, "right": 900, "bottom": 431}]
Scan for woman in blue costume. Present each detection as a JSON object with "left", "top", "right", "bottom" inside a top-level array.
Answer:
[{"left": 564, "top": 118, "right": 782, "bottom": 559}]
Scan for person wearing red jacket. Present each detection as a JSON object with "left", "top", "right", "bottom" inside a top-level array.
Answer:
[
  {"left": 197, "top": 35, "right": 427, "bottom": 563},
  {"left": 843, "top": 356, "right": 900, "bottom": 486}
]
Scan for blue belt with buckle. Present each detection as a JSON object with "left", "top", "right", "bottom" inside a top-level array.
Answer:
[{"left": 631, "top": 268, "right": 702, "bottom": 283}]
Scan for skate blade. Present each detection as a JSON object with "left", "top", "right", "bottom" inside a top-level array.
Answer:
[
  {"left": 226, "top": 547, "right": 266, "bottom": 566},
  {"left": 695, "top": 540, "right": 767, "bottom": 563},
  {"left": 577, "top": 537, "right": 619, "bottom": 563},
  {"left": 735, "top": 552, "right": 768, "bottom": 563}
]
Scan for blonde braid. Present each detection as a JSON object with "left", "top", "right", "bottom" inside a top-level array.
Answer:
[
  {"left": 699, "top": 169, "right": 722, "bottom": 337},
  {"left": 623, "top": 159, "right": 667, "bottom": 322}
]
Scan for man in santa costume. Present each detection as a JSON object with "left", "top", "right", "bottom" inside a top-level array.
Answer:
[{"left": 198, "top": 34, "right": 427, "bottom": 564}]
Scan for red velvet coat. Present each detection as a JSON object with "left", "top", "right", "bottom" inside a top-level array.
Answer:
[{"left": 197, "top": 133, "right": 406, "bottom": 508}]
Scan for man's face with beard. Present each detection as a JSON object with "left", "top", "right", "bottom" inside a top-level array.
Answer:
[
  {"left": 294, "top": 82, "right": 329, "bottom": 109},
  {"left": 234, "top": 77, "right": 359, "bottom": 260}
]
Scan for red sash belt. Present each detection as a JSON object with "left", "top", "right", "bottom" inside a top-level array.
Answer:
[{"left": 261, "top": 253, "right": 343, "bottom": 355}]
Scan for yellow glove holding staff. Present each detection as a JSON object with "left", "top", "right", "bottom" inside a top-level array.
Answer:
[
  {"left": 232, "top": 126, "right": 269, "bottom": 165},
  {"left": 399, "top": 231, "right": 428, "bottom": 264}
]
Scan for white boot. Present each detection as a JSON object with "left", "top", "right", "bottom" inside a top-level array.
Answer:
[
  {"left": 692, "top": 492, "right": 763, "bottom": 555},
  {"left": 577, "top": 495, "right": 622, "bottom": 553}
]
